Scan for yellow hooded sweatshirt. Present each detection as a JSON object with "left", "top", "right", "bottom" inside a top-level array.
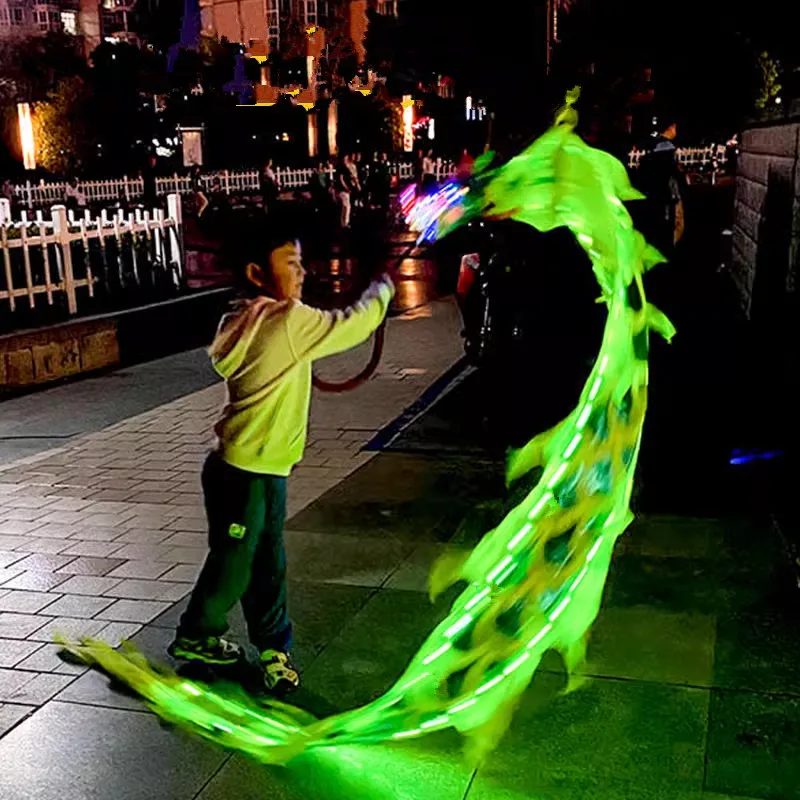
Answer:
[{"left": 209, "top": 278, "right": 394, "bottom": 476}]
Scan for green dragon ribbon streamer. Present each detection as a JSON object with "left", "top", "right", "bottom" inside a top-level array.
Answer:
[{"left": 60, "top": 88, "right": 674, "bottom": 765}]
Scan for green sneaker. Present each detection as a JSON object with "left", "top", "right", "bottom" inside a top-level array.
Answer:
[
  {"left": 168, "top": 636, "right": 243, "bottom": 665},
  {"left": 260, "top": 649, "right": 300, "bottom": 695}
]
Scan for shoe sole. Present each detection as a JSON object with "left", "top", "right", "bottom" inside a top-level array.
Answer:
[
  {"left": 264, "top": 679, "right": 301, "bottom": 697},
  {"left": 168, "top": 647, "right": 240, "bottom": 666}
]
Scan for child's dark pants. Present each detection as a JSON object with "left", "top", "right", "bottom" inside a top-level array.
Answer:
[{"left": 177, "top": 451, "right": 292, "bottom": 653}]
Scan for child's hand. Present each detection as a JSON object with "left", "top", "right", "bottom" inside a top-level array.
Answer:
[{"left": 374, "top": 273, "right": 395, "bottom": 294}]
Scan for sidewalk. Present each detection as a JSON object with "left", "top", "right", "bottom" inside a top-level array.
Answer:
[{"left": 1, "top": 289, "right": 799, "bottom": 799}]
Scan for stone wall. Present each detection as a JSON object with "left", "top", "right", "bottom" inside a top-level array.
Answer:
[
  {"left": 0, "top": 319, "right": 119, "bottom": 394},
  {"left": 733, "top": 122, "right": 800, "bottom": 319}
]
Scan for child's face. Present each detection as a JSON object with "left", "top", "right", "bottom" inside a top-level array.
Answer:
[{"left": 247, "top": 241, "right": 305, "bottom": 300}]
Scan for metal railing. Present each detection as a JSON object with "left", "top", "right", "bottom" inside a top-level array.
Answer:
[{"left": 0, "top": 195, "right": 183, "bottom": 318}]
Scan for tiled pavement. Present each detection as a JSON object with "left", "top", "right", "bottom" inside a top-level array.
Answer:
[{"left": 1, "top": 294, "right": 799, "bottom": 798}]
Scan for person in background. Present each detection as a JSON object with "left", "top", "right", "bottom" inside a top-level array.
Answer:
[
  {"left": 354, "top": 152, "right": 369, "bottom": 208},
  {"left": 1, "top": 177, "right": 16, "bottom": 214},
  {"left": 310, "top": 160, "right": 331, "bottom": 213},
  {"left": 142, "top": 154, "right": 159, "bottom": 209},
  {"left": 370, "top": 152, "right": 391, "bottom": 211},
  {"left": 169, "top": 213, "right": 394, "bottom": 694},
  {"left": 260, "top": 159, "right": 280, "bottom": 213},
  {"left": 346, "top": 152, "right": 361, "bottom": 202},
  {"left": 631, "top": 113, "right": 685, "bottom": 259},
  {"left": 65, "top": 177, "right": 87, "bottom": 212},
  {"left": 190, "top": 164, "right": 209, "bottom": 218},
  {"left": 456, "top": 148, "right": 475, "bottom": 183},
  {"left": 422, "top": 149, "right": 436, "bottom": 191},
  {"left": 336, "top": 154, "right": 356, "bottom": 229}
]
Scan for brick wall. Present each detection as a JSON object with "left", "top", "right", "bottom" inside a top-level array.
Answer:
[{"left": 733, "top": 122, "right": 800, "bottom": 319}]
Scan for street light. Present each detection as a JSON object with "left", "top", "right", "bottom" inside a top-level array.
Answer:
[{"left": 17, "top": 103, "right": 35, "bottom": 170}]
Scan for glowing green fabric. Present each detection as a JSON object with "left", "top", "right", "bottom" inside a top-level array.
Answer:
[{"left": 61, "top": 89, "right": 674, "bottom": 764}]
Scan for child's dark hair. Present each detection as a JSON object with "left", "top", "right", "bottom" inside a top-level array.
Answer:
[{"left": 224, "top": 209, "right": 301, "bottom": 294}]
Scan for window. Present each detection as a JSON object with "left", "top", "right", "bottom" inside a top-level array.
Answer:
[
  {"left": 303, "top": 0, "right": 317, "bottom": 26},
  {"left": 12, "top": 7, "right": 25, "bottom": 24},
  {"left": 266, "top": 0, "right": 279, "bottom": 54},
  {"left": 377, "top": 0, "right": 397, "bottom": 15},
  {"left": 61, "top": 9, "right": 77, "bottom": 34},
  {"left": 0, "top": 7, "right": 8, "bottom": 24}
]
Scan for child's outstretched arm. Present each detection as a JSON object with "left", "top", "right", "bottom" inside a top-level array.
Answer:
[{"left": 286, "top": 276, "right": 394, "bottom": 362}]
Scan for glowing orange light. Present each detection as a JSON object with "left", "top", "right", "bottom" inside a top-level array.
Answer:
[
  {"left": 402, "top": 95, "right": 414, "bottom": 153},
  {"left": 18, "top": 103, "right": 35, "bottom": 170}
]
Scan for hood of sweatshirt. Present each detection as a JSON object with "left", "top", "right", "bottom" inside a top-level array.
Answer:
[{"left": 208, "top": 296, "right": 289, "bottom": 380}]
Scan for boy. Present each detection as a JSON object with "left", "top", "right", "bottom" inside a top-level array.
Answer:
[{"left": 169, "top": 216, "right": 394, "bottom": 694}]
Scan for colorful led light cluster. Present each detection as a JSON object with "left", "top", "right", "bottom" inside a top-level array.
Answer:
[
  {"left": 405, "top": 181, "right": 469, "bottom": 244},
  {"left": 62, "top": 89, "right": 675, "bottom": 765}
]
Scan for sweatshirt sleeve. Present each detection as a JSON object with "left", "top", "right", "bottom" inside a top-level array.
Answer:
[{"left": 286, "top": 279, "right": 394, "bottom": 362}]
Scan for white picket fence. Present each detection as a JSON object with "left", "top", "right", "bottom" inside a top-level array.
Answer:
[
  {"left": 8, "top": 162, "right": 424, "bottom": 210},
  {"left": 0, "top": 195, "right": 183, "bottom": 317},
  {"left": 8, "top": 146, "right": 727, "bottom": 210},
  {"left": 627, "top": 144, "right": 728, "bottom": 170}
]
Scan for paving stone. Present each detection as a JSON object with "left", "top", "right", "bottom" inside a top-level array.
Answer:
[
  {"left": 112, "top": 529, "right": 174, "bottom": 546},
  {"left": 18, "top": 523, "right": 78, "bottom": 540},
  {"left": 9, "top": 537, "right": 73, "bottom": 555},
  {"left": 33, "top": 510, "right": 86, "bottom": 526},
  {"left": 149, "top": 596, "right": 190, "bottom": 629},
  {"left": 157, "top": 563, "right": 201, "bottom": 583},
  {"left": 94, "top": 621, "right": 143, "bottom": 646},
  {"left": 0, "top": 536, "right": 29, "bottom": 550},
  {"left": 0, "top": 669, "right": 35, "bottom": 702},
  {"left": 1, "top": 507, "right": 53, "bottom": 522},
  {"left": 85, "top": 490, "right": 137, "bottom": 503},
  {"left": 0, "top": 673, "right": 75, "bottom": 706},
  {"left": 54, "top": 575, "right": 123, "bottom": 596},
  {"left": 83, "top": 501, "right": 137, "bottom": 514},
  {"left": 0, "top": 551, "right": 26, "bottom": 569},
  {"left": 0, "top": 703, "right": 34, "bottom": 737},
  {"left": 96, "top": 599, "right": 171, "bottom": 624},
  {"left": 0, "top": 701, "right": 228, "bottom": 800},
  {"left": 111, "top": 544, "right": 175, "bottom": 561},
  {"left": 301, "top": 588, "right": 452, "bottom": 712},
  {"left": 28, "top": 617, "right": 108, "bottom": 643},
  {"left": 163, "top": 516, "right": 207, "bottom": 532},
  {"left": 79, "top": 513, "right": 138, "bottom": 528},
  {"left": 103, "top": 579, "right": 190, "bottom": 603},
  {"left": 0, "top": 639, "right": 43, "bottom": 668},
  {"left": 14, "top": 643, "right": 87, "bottom": 676},
  {"left": 197, "top": 736, "right": 473, "bottom": 800},
  {"left": 384, "top": 542, "right": 449, "bottom": 592},
  {"left": 41, "top": 498, "right": 94, "bottom": 512},
  {"left": 468, "top": 674, "right": 709, "bottom": 799},
  {"left": 106, "top": 561, "right": 172, "bottom": 580},
  {"left": 0, "top": 613, "right": 50, "bottom": 639},
  {"left": 0, "top": 591, "right": 61, "bottom": 614},
  {"left": 577, "top": 607, "right": 717, "bottom": 688},
  {"left": 284, "top": 531, "right": 413, "bottom": 588},
  {"left": 56, "top": 556, "right": 126, "bottom": 577},
  {"left": 0, "top": 571, "right": 70, "bottom": 591},
  {"left": 0, "top": 521, "right": 43, "bottom": 536},
  {"left": 160, "top": 532, "right": 207, "bottom": 549},
  {"left": 59, "top": 540, "right": 126, "bottom": 558},
  {"left": 161, "top": 546, "right": 207, "bottom": 564},
  {"left": 14, "top": 553, "right": 76, "bottom": 573},
  {"left": 70, "top": 526, "right": 127, "bottom": 542},
  {"left": 714, "top": 611, "right": 800, "bottom": 696},
  {"left": 0, "top": 567, "right": 25, "bottom": 587},
  {"left": 40, "top": 594, "right": 115, "bottom": 618}
]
